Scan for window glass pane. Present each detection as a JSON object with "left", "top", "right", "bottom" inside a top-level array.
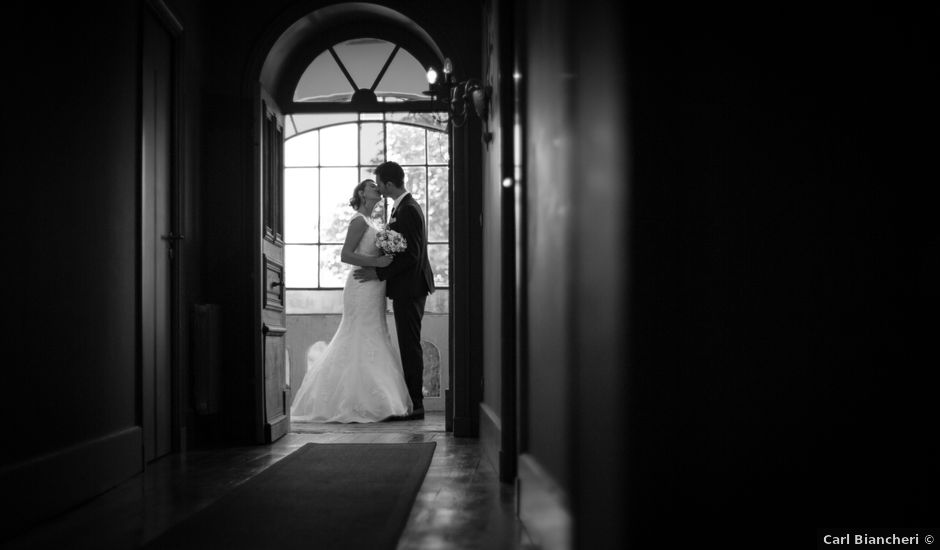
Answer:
[
  {"left": 360, "top": 112, "right": 383, "bottom": 120},
  {"left": 428, "top": 167, "right": 449, "bottom": 242},
  {"left": 427, "top": 130, "right": 449, "bottom": 164},
  {"left": 285, "top": 131, "right": 318, "bottom": 167},
  {"left": 404, "top": 167, "right": 427, "bottom": 206},
  {"left": 423, "top": 343, "right": 441, "bottom": 397},
  {"left": 294, "top": 51, "right": 354, "bottom": 102},
  {"left": 387, "top": 112, "right": 447, "bottom": 131},
  {"left": 285, "top": 245, "right": 318, "bottom": 287},
  {"left": 284, "top": 168, "right": 319, "bottom": 243},
  {"left": 286, "top": 289, "right": 345, "bottom": 314},
  {"left": 294, "top": 41, "right": 428, "bottom": 104},
  {"left": 293, "top": 113, "right": 358, "bottom": 132},
  {"left": 332, "top": 39, "right": 395, "bottom": 92},
  {"left": 319, "top": 245, "right": 347, "bottom": 287},
  {"left": 373, "top": 47, "right": 429, "bottom": 101},
  {"left": 428, "top": 244, "right": 449, "bottom": 287},
  {"left": 320, "top": 167, "right": 359, "bottom": 242},
  {"left": 284, "top": 115, "right": 297, "bottom": 139},
  {"left": 360, "top": 166, "right": 377, "bottom": 181},
  {"left": 320, "top": 124, "right": 358, "bottom": 166},
  {"left": 371, "top": 201, "right": 388, "bottom": 227},
  {"left": 360, "top": 123, "right": 384, "bottom": 165},
  {"left": 387, "top": 123, "right": 426, "bottom": 164},
  {"left": 425, "top": 289, "right": 449, "bottom": 314}
]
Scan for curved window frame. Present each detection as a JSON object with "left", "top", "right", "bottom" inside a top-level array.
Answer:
[
  {"left": 286, "top": 37, "right": 443, "bottom": 114},
  {"left": 293, "top": 39, "right": 430, "bottom": 104},
  {"left": 283, "top": 113, "right": 450, "bottom": 296}
]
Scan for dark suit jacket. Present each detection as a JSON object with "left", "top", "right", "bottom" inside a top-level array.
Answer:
[{"left": 376, "top": 193, "right": 435, "bottom": 299}]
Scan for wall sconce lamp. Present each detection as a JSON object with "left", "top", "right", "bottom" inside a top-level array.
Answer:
[{"left": 425, "top": 58, "right": 493, "bottom": 143}]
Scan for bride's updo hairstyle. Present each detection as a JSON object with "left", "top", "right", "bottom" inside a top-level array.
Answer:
[{"left": 349, "top": 179, "right": 374, "bottom": 209}]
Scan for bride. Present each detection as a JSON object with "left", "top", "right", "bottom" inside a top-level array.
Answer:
[{"left": 290, "top": 179, "right": 413, "bottom": 422}]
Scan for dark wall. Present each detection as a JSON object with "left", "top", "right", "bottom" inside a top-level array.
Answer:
[
  {"left": 2, "top": 0, "right": 208, "bottom": 536},
  {"left": 622, "top": 4, "right": 940, "bottom": 542},
  {"left": 519, "top": 0, "right": 630, "bottom": 544},
  {"left": 515, "top": 2, "right": 939, "bottom": 547},
  {"left": 480, "top": 0, "right": 503, "bottom": 445},
  {"left": 3, "top": 0, "right": 140, "bottom": 467},
  {"left": 568, "top": 0, "right": 628, "bottom": 547},
  {"left": 522, "top": 0, "right": 575, "bottom": 491},
  {"left": 167, "top": 0, "right": 209, "bottom": 447}
]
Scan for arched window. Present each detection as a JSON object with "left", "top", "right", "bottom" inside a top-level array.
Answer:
[
  {"left": 293, "top": 38, "right": 430, "bottom": 104},
  {"left": 282, "top": 38, "right": 450, "bottom": 313}
]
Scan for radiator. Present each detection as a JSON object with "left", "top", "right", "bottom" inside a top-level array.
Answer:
[{"left": 191, "top": 303, "right": 221, "bottom": 415}]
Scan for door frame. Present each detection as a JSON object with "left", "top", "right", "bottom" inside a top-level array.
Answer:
[
  {"left": 139, "top": 0, "right": 184, "bottom": 461},
  {"left": 241, "top": 6, "right": 480, "bottom": 440}
]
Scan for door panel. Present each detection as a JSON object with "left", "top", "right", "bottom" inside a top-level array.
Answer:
[
  {"left": 141, "top": 7, "right": 173, "bottom": 462},
  {"left": 257, "top": 88, "right": 288, "bottom": 443},
  {"left": 263, "top": 325, "right": 288, "bottom": 442}
]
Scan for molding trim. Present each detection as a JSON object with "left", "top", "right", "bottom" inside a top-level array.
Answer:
[
  {"left": 0, "top": 427, "right": 143, "bottom": 540},
  {"left": 444, "top": 388, "right": 453, "bottom": 432},
  {"left": 517, "top": 453, "right": 572, "bottom": 550},
  {"left": 266, "top": 413, "right": 289, "bottom": 442},
  {"left": 479, "top": 402, "right": 502, "bottom": 476}
]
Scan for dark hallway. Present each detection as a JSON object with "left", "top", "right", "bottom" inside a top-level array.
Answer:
[
  {"left": 3, "top": 2, "right": 938, "bottom": 549},
  {"left": 3, "top": 415, "right": 530, "bottom": 549}
]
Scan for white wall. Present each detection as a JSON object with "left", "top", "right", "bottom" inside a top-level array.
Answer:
[{"left": 285, "top": 308, "right": 449, "bottom": 412}]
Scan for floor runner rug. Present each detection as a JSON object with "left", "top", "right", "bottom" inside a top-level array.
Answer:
[{"left": 144, "top": 442, "right": 436, "bottom": 549}]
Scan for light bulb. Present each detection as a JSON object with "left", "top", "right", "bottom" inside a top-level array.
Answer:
[
  {"left": 443, "top": 58, "right": 453, "bottom": 75},
  {"left": 426, "top": 67, "right": 439, "bottom": 85}
]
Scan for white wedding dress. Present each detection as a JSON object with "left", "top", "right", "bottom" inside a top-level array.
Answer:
[{"left": 290, "top": 213, "right": 413, "bottom": 422}]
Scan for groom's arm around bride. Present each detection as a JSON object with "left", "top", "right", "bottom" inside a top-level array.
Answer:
[
  {"left": 352, "top": 202, "right": 422, "bottom": 287},
  {"left": 374, "top": 202, "right": 430, "bottom": 293}
]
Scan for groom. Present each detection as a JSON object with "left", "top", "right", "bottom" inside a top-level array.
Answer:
[{"left": 354, "top": 161, "right": 434, "bottom": 420}]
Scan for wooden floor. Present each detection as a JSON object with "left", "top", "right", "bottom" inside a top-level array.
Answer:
[{"left": 3, "top": 413, "right": 533, "bottom": 550}]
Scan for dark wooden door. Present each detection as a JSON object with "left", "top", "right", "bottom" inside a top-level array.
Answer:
[
  {"left": 256, "top": 87, "right": 289, "bottom": 443},
  {"left": 141, "top": 6, "right": 175, "bottom": 461}
]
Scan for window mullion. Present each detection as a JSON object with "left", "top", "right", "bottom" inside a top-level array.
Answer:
[
  {"left": 328, "top": 46, "right": 359, "bottom": 91},
  {"left": 383, "top": 120, "right": 389, "bottom": 223},
  {"left": 317, "top": 130, "right": 322, "bottom": 289},
  {"left": 425, "top": 128, "right": 430, "bottom": 234},
  {"left": 370, "top": 45, "right": 400, "bottom": 92}
]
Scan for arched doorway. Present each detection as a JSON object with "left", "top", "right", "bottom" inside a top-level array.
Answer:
[{"left": 245, "top": 3, "right": 471, "bottom": 442}]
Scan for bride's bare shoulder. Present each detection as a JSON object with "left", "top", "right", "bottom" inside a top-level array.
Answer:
[
  {"left": 342, "top": 215, "right": 371, "bottom": 246},
  {"left": 348, "top": 214, "right": 369, "bottom": 227}
]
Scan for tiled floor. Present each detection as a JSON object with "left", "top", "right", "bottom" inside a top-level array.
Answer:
[{"left": 2, "top": 413, "right": 532, "bottom": 550}]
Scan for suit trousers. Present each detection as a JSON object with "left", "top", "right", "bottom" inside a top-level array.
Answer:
[{"left": 392, "top": 294, "right": 427, "bottom": 410}]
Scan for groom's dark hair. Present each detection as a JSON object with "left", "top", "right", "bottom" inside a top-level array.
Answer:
[{"left": 374, "top": 161, "right": 405, "bottom": 188}]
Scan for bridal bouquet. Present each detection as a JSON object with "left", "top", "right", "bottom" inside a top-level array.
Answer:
[{"left": 375, "top": 228, "right": 407, "bottom": 255}]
